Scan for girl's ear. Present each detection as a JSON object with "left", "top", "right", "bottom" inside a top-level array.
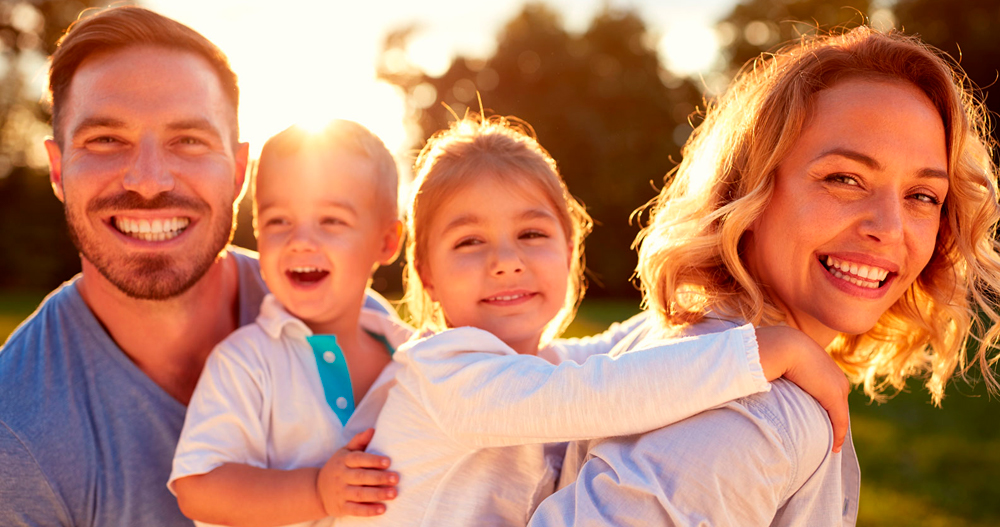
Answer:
[{"left": 416, "top": 260, "right": 437, "bottom": 302}]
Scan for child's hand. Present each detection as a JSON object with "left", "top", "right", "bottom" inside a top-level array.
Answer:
[
  {"left": 316, "top": 428, "right": 399, "bottom": 517},
  {"left": 755, "top": 326, "right": 851, "bottom": 453}
]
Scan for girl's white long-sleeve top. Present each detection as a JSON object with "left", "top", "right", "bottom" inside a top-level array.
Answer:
[{"left": 337, "top": 315, "right": 771, "bottom": 527}]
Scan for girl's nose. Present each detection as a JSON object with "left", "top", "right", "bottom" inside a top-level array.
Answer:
[{"left": 491, "top": 243, "right": 524, "bottom": 276}]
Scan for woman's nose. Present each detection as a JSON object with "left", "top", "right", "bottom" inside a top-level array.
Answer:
[{"left": 859, "top": 192, "right": 905, "bottom": 245}]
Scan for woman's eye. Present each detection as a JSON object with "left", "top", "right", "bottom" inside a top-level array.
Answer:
[
  {"left": 910, "top": 192, "right": 940, "bottom": 205},
  {"left": 827, "top": 173, "right": 860, "bottom": 186}
]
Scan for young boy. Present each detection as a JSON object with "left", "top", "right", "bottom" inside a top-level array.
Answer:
[{"left": 169, "top": 121, "right": 411, "bottom": 526}]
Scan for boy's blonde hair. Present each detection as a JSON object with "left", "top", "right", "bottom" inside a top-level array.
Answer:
[
  {"left": 635, "top": 27, "right": 1000, "bottom": 405},
  {"left": 253, "top": 120, "right": 399, "bottom": 230},
  {"left": 405, "top": 115, "right": 592, "bottom": 344}
]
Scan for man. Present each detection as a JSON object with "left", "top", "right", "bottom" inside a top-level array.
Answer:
[{"left": 0, "top": 7, "right": 388, "bottom": 526}]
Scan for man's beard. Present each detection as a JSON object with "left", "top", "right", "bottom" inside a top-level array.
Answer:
[{"left": 65, "top": 191, "right": 236, "bottom": 300}]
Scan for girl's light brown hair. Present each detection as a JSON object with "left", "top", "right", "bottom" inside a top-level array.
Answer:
[
  {"left": 635, "top": 27, "right": 1000, "bottom": 404},
  {"left": 404, "top": 115, "right": 592, "bottom": 344}
]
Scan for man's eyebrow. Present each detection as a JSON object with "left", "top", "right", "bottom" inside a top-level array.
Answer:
[
  {"left": 166, "top": 118, "right": 224, "bottom": 140},
  {"left": 70, "top": 116, "right": 128, "bottom": 139}
]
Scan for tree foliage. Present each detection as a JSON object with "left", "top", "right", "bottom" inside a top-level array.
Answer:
[
  {"left": 381, "top": 3, "right": 704, "bottom": 298},
  {"left": 0, "top": 1, "right": 120, "bottom": 290}
]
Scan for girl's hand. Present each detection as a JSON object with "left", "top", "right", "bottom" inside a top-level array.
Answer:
[
  {"left": 316, "top": 428, "right": 399, "bottom": 517},
  {"left": 755, "top": 326, "right": 851, "bottom": 453}
]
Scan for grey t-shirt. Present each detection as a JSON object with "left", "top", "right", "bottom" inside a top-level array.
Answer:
[{"left": 0, "top": 248, "right": 268, "bottom": 526}]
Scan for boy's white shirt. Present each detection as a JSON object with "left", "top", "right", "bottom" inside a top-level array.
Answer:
[
  {"left": 338, "top": 314, "right": 771, "bottom": 527},
  {"left": 168, "top": 294, "right": 413, "bottom": 527}
]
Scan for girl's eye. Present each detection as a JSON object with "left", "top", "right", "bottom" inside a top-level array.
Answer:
[
  {"left": 520, "top": 230, "right": 549, "bottom": 240},
  {"left": 454, "top": 237, "right": 482, "bottom": 249}
]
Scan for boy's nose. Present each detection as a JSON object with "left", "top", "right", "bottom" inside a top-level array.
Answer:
[
  {"left": 288, "top": 225, "right": 319, "bottom": 251},
  {"left": 122, "top": 136, "right": 175, "bottom": 198}
]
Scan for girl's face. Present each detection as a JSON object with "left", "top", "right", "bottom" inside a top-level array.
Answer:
[
  {"left": 420, "top": 175, "right": 572, "bottom": 355},
  {"left": 743, "top": 78, "right": 949, "bottom": 346}
]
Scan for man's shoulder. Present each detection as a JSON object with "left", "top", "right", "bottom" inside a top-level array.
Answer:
[{"left": 1, "top": 279, "right": 84, "bottom": 354}]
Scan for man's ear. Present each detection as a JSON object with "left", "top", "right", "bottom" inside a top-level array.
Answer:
[
  {"left": 379, "top": 219, "right": 404, "bottom": 265},
  {"left": 45, "top": 139, "right": 65, "bottom": 203},
  {"left": 233, "top": 141, "right": 250, "bottom": 202}
]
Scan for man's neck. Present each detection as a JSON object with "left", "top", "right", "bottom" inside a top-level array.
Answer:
[{"left": 77, "top": 252, "right": 241, "bottom": 405}]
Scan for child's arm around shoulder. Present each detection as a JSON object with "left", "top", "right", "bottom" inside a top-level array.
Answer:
[
  {"left": 552, "top": 312, "right": 649, "bottom": 364},
  {"left": 398, "top": 322, "right": 771, "bottom": 449}
]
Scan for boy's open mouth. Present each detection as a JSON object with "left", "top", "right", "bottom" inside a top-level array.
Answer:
[
  {"left": 819, "top": 255, "right": 892, "bottom": 289},
  {"left": 286, "top": 267, "right": 330, "bottom": 284}
]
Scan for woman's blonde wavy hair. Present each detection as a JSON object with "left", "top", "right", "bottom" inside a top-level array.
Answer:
[
  {"left": 404, "top": 115, "right": 593, "bottom": 345},
  {"left": 635, "top": 27, "right": 1000, "bottom": 405}
]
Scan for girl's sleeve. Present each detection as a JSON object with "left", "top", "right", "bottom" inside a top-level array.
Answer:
[
  {"left": 551, "top": 312, "right": 649, "bottom": 364},
  {"left": 168, "top": 335, "right": 270, "bottom": 493},
  {"left": 402, "top": 324, "right": 769, "bottom": 449}
]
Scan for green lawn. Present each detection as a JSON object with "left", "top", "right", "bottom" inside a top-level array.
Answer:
[{"left": 2, "top": 293, "right": 998, "bottom": 526}]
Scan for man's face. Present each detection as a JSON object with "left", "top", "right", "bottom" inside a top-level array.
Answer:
[{"left": 46, "top": 45, "right": 248, "bottom": 300}]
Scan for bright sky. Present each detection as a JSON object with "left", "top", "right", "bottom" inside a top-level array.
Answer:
[{"left": 142, "top": 0, "right": 736, "bottom": 160}]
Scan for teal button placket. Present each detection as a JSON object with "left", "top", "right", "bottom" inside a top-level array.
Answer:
[{"left": 305, "top": 335, "right": 355, "bottom": 426}]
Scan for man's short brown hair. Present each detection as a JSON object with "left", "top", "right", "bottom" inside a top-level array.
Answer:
[{"left": 48, "top": 6, "right": 239, "bottom": 146}]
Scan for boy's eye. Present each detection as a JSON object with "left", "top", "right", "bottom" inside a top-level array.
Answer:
[
  {"left": 321, "top": 217, "right": 347, "bottom": 226},
  {"left": 264, "top": 217, "right": 289, "bottom": 227}
]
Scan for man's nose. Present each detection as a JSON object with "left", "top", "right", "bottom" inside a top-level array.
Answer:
[{"left": 122, "top": 136, "right": 175, "bottom": 198}]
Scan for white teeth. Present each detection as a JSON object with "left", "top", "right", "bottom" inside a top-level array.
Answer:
[
  {"left": 488, "top": 293, "right": 527, "bottom": 302},
  {"left": 114, "top": 216, "right": 190, "bottom": 241},
  {"left": 290, "top": 267, "right": 324, "bottom": 273},
  {"left": 823, "top": 255, "right": 890, "bottom": 286}
]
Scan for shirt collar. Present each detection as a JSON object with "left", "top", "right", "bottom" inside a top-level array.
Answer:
[{"left": 255, "top": 293, "right": 414, "bottom": 349}]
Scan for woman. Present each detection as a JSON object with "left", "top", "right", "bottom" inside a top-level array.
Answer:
[{"left": 529, "top": 27, "right": 1000, "bottom": 526}]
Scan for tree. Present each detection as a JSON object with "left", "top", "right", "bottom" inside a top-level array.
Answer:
[
  {"left": 381, "top": 3, "right": 704, "bottom": 298},
  {"left": 0, "top": 1, "right": 120, "bottom": 290},
  {"left": 716, "top": 0, "right": 870, "bottom": 76}
]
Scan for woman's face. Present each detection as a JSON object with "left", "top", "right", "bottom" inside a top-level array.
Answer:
[{"left": 744, "top": 78, "right": 949, "bottom": 346}]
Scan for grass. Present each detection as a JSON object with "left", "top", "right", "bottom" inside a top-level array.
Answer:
[{"left": 2, "top": 293, "right": 998, "bottom": 525}]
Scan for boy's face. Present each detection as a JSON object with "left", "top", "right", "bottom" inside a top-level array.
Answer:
[{"left": 255, "top": 150, "right": 400, "bottom": 332}]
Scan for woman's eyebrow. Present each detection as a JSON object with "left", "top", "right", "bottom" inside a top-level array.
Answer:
[{"left": 812, "top": 148, "right": 882, "bottom": 170}]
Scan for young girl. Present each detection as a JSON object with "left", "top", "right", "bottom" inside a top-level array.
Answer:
[{"left": 338, "top": 115, "right": 850, "bottom": 527}]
